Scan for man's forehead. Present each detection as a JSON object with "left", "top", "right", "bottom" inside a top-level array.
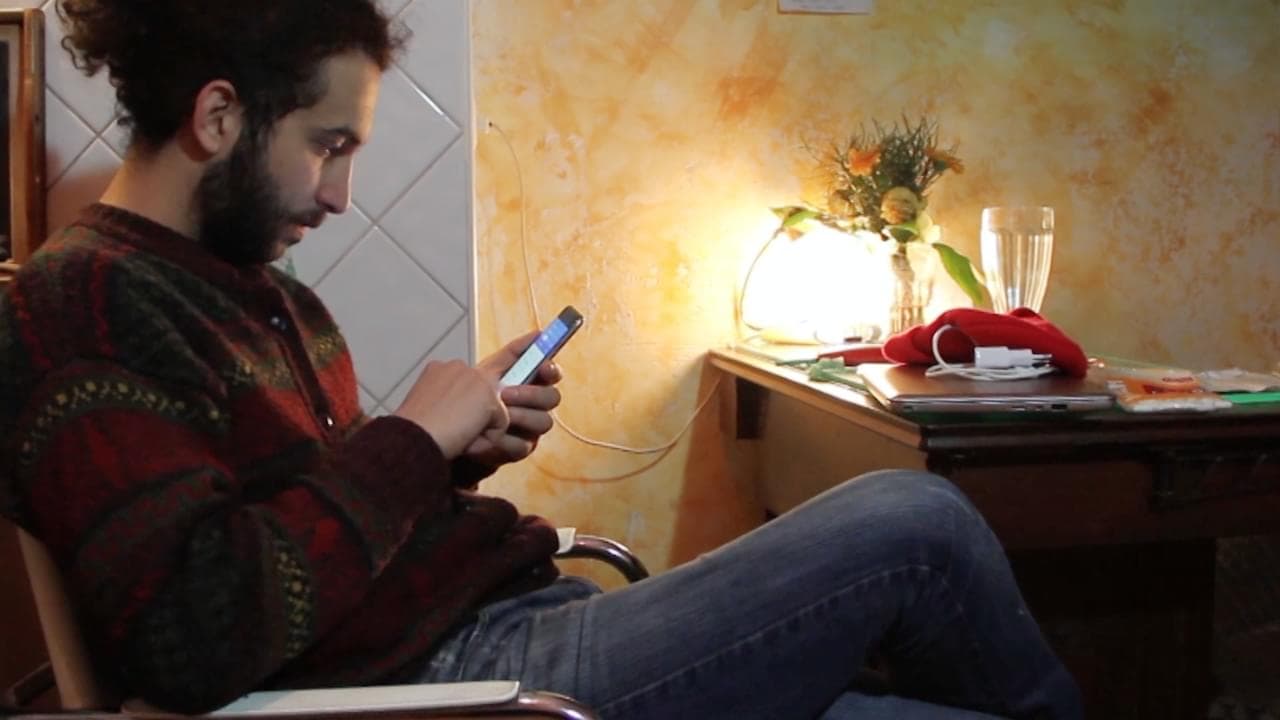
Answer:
[{"left": 304, "top": 51, "right": 381, "bottom": 140}]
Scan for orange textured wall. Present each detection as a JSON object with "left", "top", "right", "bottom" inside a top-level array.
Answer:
[{"left": 471, "top": 0, "right": 1280, "bottom": 575}]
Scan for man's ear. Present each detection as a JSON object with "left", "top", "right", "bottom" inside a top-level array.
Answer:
[{"left": 190, "top": 79, "right": 244, "bottom": 156}]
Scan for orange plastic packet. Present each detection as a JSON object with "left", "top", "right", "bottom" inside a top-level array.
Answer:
[{"left": 1101, "top": 366, "right": 1231, "bottom": 413}]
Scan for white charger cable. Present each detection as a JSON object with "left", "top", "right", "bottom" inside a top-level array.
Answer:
[
  {"left": 924, "top": 324, "right": 1056, "bottom": 381},
  {"left": 974, "top": 346, "right": 1052, "bottom": 369}
]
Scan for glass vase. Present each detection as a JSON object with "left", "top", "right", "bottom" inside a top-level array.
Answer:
[{"left": 887, "top": 241, "right": 936, "bottom": 334}]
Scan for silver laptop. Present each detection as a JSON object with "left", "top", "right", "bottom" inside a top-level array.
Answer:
[{"left": 856, "top": 362, "right": 1115, "bottom": 414}]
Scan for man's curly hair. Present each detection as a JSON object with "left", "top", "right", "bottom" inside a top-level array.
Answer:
[{"left": 57, "top": 0, "right": 408, "bottom": 148}]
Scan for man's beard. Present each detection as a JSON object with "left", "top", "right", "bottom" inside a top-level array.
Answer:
[{"left": 194, "top": 131, "right": 320, "bottom": 266}]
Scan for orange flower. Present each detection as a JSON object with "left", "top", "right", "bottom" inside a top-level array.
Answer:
[
  {"left": 927, "top": 148, "right": 965, "bottom": 174},
  {"left": 846, "top": 147, "right": 881, "bottom": 176}
]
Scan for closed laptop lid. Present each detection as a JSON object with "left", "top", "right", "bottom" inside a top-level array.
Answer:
[{"left": 856, "top": 362, "right": 1115, "bottom": 414}]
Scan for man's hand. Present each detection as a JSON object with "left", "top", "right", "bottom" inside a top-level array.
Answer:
[
  {"left": 393, "top": 359, "right": 509, "bottom": 459},
  {"left": 463, "top": 331, "right": 564, "bottom": 467}
]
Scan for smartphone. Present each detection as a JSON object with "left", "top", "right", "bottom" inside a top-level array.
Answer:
[{"left": 498, "top": 306, "right": 584, "bottom": 388}]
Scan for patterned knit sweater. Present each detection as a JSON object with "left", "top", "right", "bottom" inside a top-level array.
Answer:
[{"left": 0, "top": 205, "right": 560, "bottom": 713}]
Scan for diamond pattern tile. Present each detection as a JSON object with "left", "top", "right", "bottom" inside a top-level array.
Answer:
[
  {"left": 358, "top": 385, "right": 382, "bottom": 416},
  {"left": 315, "top": 229, "right": 464, "bottom": 399},
  {"left": 289, "top": 206, "right": 375, "bottom": 286},
  {"left": 352, "top": 66, "right": 462, "bottom": 220},
  {"left": 379, "top": 0, "right": 415, "bottom": 17},
  {"left": 47, "top": 140, "right": 121, "bottom": 233},
  {"left": 44, "top": 90, "right": 94, "bottom": 185},
  {"left": 397, "top": 0, "right": 470, "bottom": 123},
  {"left": 102, "top": 117, "right": 132, "bottom": 158},
  {"left": 381, "top": 140, "right": 471, "bottom": 304},
  {"left": 384, "top": 318, "right": 472, "bottom": 410},
  {"left": 43, "top": 2, "right": 119, "bottom": 132}
]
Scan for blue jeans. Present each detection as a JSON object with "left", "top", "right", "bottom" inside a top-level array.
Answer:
[{"left": 412, "top": 470, "right": 1082, "bottom": 719}]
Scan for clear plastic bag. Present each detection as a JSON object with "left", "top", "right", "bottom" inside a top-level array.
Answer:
[{"left": 1196, "top": 368, "right": 1280, "bottom": 393}]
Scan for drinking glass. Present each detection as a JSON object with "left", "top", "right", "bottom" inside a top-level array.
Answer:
[{"left": 980, "top": 206, "right": 1055, "bottom": 313}]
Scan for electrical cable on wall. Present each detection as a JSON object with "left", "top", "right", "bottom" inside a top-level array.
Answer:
[
  {"left": 486, "top": 120, "right": 720, "bottom": 455},
  {"left": 734, "top": 228, "right": 783, "bottom": 334}
]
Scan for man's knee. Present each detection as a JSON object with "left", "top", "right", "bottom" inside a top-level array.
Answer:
[
  {"left": 843, "top": 470, "right": 975, "bottom": 515},
  {"left": 837, "top": 470, "right": 990, "bottom": 553}
]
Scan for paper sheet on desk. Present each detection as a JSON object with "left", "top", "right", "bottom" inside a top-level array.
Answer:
[
  {"left": 779, "top": 0, "right": 874, "bottom": 13},
  {"left": 732, "top": 339, "right": 883, "bottom": 365}
]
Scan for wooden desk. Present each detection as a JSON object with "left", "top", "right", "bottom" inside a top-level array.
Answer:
[{"left": 709, "top": 348, "right": 1280, "bottom": 720}]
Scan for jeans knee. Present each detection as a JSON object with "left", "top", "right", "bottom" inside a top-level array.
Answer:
[
  {"left": 841, "top": 470, "right": 990, "bottom": 557},
  {"left": 847, "top": 470, "right": 974, "bottom": 515}
]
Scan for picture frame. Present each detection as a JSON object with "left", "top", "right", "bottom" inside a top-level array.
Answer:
[{"left": 0, "top": 8, "right": 44, "bottom": 282}]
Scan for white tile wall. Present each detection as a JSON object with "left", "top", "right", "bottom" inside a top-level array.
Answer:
[{"left": 30, "top": 0, "right": 474, "bottom": 416}]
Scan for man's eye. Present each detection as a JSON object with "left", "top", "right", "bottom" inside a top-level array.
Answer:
[{"left": 315, "top": 139, "right": 346, "bottom": 157}]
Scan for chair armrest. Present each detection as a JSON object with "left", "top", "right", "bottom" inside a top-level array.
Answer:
[
  {"left": 207, "top": 682, "right": 519, "bottom": 716},
  {"left": 554, "top": 528, "right": 650, "bottom": 583},
  {"left": 4, "top": 661, "right": 55, "bottom": 708},
  {"left": 124, "top": 683, "right": 512, "bottom": 717},
  {"left": 119, "top": 682, "right": 599, "bottom": 719}
]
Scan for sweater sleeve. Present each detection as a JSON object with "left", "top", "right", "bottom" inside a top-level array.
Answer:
[
  {"left": 450, "top": 456, "right": 498, "bottom": 489},
  {"left": 9, "top": 361, "right": 451, "bottom": 713}
]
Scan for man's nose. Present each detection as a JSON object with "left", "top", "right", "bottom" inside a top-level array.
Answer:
[{"left": 317, "top": 159, "right": 353, "bottom": 215}]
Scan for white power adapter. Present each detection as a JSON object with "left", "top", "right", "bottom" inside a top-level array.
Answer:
[
  {"left": 973, "top": 346, "right": 1053, "bottom": 369},
  {"left": 924, "top": 326, "right": 1058, "bottom": 381}
]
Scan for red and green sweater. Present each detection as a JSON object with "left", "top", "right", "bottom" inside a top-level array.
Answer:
[{"left": 0, "top": 204, "right": 560, "bottom": 713}]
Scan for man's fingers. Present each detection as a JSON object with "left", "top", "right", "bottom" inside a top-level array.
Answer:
[
  {"left": 487, "top": 398, "right": 511, "bottom": 435},
  {"left": 478, "top": 330, "right": 540, "bottom": 374},
  {"left": 500, "top": 384, "right": 561, "bottom": 411},
  {"left": 480, "top": 432, "right": 534, "bottom": 462},
  {"left": 533, "top": 360, "right": 563, "bottom": 386},
  {"left": 505, "top": 406, "right": 554, "bottom": 438},
  {"left": 498, "top": 330, "right": 539, "bottom": 365}
]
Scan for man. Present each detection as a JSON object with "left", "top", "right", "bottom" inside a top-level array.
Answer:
[{"left": 0, "top": 1, "right": 1081, "bottom": 718}]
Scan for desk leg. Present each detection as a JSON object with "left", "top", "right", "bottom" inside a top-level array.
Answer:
[{"left": 1010, "top": 540, "right": 1215, "bottom": 720}]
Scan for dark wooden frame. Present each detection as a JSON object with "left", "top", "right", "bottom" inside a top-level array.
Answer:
[{"left": 0, "top": 8, "right": 44, "bottom": 279}]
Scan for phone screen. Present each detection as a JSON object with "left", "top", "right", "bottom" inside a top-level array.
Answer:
[{"left": 499, "top": 306, "right": 583, "bottom": 387}]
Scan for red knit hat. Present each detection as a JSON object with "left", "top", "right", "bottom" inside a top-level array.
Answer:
[{"left": 881, "top": 307, "right": 1089, "bottom": 377}]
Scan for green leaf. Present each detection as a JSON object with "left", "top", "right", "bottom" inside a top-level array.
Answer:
[
  {"left": 779, "top": 207, "right": 820, "bottom": 228},
  {"left": 885, "top": 224, "right": 918, "bottom": 243},
  {"left": 932, "top": 242, "right": 988, "bottom": 307},
  {"left": 769, "top": 205, "right": 805, "bottom": 220}
]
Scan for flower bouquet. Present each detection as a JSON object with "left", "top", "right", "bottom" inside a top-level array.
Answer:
[{"left": 773, "top": 117, "right": 986, "bottom": 329}]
